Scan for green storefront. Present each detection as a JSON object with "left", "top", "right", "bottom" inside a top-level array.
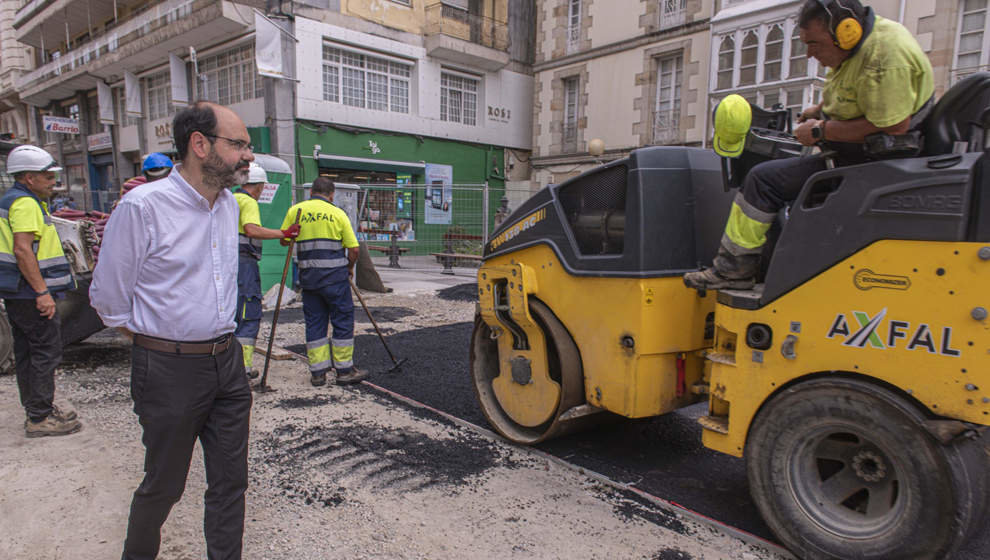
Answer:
[{"left": 293, "top": 122, "right": 506, "bottom": 256}]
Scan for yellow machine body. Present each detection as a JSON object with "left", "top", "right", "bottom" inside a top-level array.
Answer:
[
  {"left": 477, "top": 244, "right": 712, "bottom": 421},
  {"left": 704, "top": 240, "right": 990, "bottom": 457}
]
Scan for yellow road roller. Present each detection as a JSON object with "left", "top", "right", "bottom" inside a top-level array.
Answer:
[{"left": 471, "top": 73, "right": 990, "bottom": 559}]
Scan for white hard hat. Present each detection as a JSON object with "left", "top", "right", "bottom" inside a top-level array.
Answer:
[
  {"left": 7, "top": 145, "right": 62, "bottom": 174},
  {"left": 246, "top": 163, "right": 267, "bottom": 185}
]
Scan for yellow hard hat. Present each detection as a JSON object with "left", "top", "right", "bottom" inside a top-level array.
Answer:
[{"left": 713, "top": 94, "right": 752, "bottom": 158}]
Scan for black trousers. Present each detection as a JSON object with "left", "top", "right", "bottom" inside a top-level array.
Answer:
[
  {"left": 4, "top": 298, "right": 61, "bottom": 422},
  {"left": 741, "top": 148, "right": 870, "bottom": 215},
  {"left": 122, "top": 339, "right": 252, "bottom": 560}
]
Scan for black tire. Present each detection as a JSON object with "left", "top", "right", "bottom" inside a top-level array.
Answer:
[{"left": 746, "top": 377, "right": 971, "bottom": 560}]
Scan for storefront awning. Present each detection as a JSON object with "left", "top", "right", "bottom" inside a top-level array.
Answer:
[{"left": 317, "top": 154, "right": 426, "bottom": 175}]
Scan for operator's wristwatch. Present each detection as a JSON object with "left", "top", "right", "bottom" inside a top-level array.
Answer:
[{"left": 811, "top": 121, "right": 825, "bottom": 141}]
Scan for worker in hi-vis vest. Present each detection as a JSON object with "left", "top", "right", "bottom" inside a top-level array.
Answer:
[
  {"left": 280, "top": 176, "right": 365, "bottom": 387},
  {"left": 0, "top": 145, "right": 80, "bottom": 438},
  {"left": 233, "top": 162, "right": 299, "bottom": 379}
]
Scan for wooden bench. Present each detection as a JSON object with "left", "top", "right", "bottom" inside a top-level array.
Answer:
[
  {"left": 360, "top": 229, "right": 406, "bottom": 268},
  {"left": 432, "top": 231, "right": 485, "bottom": 275}
]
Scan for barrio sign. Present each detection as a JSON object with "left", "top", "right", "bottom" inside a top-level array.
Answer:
[{"left": 43, "top": 116, "right": 80, "bottom": 135}]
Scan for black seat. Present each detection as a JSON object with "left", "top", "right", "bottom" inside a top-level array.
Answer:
[{"left": 923, "top": 72, "right": 990, "bottom": 155}]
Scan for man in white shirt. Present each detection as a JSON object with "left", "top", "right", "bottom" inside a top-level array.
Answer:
[{"left": 91, "top": 101, "right": 255, "bottom": 560}]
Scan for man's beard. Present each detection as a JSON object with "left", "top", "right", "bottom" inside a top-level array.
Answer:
[{"left": 202, "top": 149, "right": 249, "bottom": 192}]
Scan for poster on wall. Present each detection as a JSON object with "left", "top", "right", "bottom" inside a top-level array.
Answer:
[
  {"left": 424, "top": 163, "right": 453, "bottom": 225},
  {"left": 257, "top": 183, "right": 279, "bottom": 204}
]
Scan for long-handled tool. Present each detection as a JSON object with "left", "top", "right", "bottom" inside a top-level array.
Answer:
[
  {"left": 254, "top": 208, "right": 302, "bottom": 393},
  {"left": 350, "top": 277, "right": 408, "bottom": 373}
]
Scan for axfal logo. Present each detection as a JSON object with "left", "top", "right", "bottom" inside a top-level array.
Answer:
[{"left": 826, "top": 308, "right": 961, "bottom": 357}]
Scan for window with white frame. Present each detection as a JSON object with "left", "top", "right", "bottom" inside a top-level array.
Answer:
[
  {"left": 786, "top": 88, "right": 805, "bottom": 118},
  {"left": 197, "top": 44, "right": 263, "bottom": 106},
  {"left": 567, "top": 0, "right": 581, "bottom": 54},
  {"left": 322, "top": 45, "right": 411, "bottom": 114},
  {"left": 762, "top": 90, "right": 780, "bottom": 110},
  {"left": 739, "top": 31, "right": 758, "bottom": 86},
  {"left": 789, "top": 26, "right": 808, "bottom": 78},
  {"left": 660, "top": 0, "right": 686, "bottom": 30},
  {"left": 562, "top": 76, "right": 579, "bottom": 152},
  {"left": 955, "top": 0, "right": 989, "bottom": 80},
  {"left": 116, "top": 89, "right": 138, "bottom": 126},
  {"left": 717, "top": 36, "right": 734, "bottom": 90},
  {"left": 654, "top": 54, "right": 683, "bottom": 144},
  {"left": 441, "top": 72, "right": 478, "bottom": 125},
  {"left": 146, "top": 71, "right": 172, "bottom": 121},
  {"left": 764, "top": 25, "right": 783, "bottom": 82}
]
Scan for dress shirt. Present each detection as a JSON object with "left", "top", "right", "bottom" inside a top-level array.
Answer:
[{"left": 90, "top": 165, "right": 239, "bottom": 341}]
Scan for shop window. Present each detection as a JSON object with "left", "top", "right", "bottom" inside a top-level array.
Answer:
[
  {"left": 322, "top": 45, "right": 411, "bottom": 114},
  {"left": 653, "top": 54, "right": 682, "bottom": 145},
  {"left": 717, "top": 35, "right": 734, "bottom": 90},
  {"left": 198, "top": 44, "right": 264, "bottom": 106},
  {"left": 764, "top": 25, "right": 783, "bottom": 82},
  {"left": 441, "top": 72, "right": 479, "bottom": 125}
]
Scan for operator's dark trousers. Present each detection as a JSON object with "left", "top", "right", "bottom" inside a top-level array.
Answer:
[
  {"left": 122, "top": 339, "right": 252, "bottom": 560},
  {"left": 5, "top": 298, "right": 60, "bottom": 422},
  {"left": 740, "top": 149, "right": 870, "bottom": 215}
]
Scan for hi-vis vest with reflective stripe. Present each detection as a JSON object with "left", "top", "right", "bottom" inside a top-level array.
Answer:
[
  {"left": 234, "top": 190, "right": 263, "bottom": 260},
  {"left": 0, "top": 184, "right": 74, "bottom": 294},
  {"left": 289, "top": 198, "right": 352, "bottom": 289}
]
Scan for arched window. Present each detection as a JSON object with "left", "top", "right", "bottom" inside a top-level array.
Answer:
[
  {"left": 764, "top": 25, "right": 783, "bottom": 82},
  {"left": 717, "top": 36, "right": 735, "bottom": 90},
  {"left": 789, "top": 26, "right": 807, "bottom": 78},
  {"left": 739, "top": 31, "right": 758, "bottom": 86}
]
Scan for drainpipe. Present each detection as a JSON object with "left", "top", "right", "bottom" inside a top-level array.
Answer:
[{"left": 898, "top": 0, "right": 905, "bottom": 23}]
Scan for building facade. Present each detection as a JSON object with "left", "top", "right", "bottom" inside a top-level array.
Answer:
[{"left": 530, "top": 0, "right": 715, "bottom": 187}]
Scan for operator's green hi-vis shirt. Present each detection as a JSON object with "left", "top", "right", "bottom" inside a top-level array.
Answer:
[{"left": 823, "top": 16, "right": 934, "bottom": 128}]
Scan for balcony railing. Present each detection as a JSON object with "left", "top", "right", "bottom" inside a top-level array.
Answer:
[
  {"left": 425, "top": 3, "right": 508, "bottom": 52},
  {"left": 16, "top": 0, "right": 196, "bottom": 90},
  {"left": 952, "top": 63, "right": 990, "bottom": 84}
]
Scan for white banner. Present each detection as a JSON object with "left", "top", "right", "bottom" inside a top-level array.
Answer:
[
  {"left": 257, "top": 183, "right": 279, "bottom": 204},
  {"left": 88, "top": 132, "right": 113, "bottom": 151},
  {"left": 255, "top": 12, "right": 284, "bottom": 78},
  {"left": 42, "top": 116, "right": 80, "bottom": 135},
  {"left": 424, "top": 163, "right": 453, "bottom": 225},
  {"left": 125, "top": 71, "right": 142, "bottom": 117},
  {"left": 97, "top": 81, "right": 115, "bottom": 125},
  {"left": 169, "top": 53, "right": 189, "bottom": 107}
]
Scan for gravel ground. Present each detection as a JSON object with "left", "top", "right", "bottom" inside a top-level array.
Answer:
[{"left": 0, "top": 284, "right": 787, "bottom": 560}]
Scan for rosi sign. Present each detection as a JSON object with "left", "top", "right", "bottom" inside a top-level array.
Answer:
[{"left": 42, "top": 116, "right": 80, "bottom": 135}]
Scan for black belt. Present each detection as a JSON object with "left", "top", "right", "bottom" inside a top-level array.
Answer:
[{"left": 134, "top": 333, "right": 234, "bottom": 355}]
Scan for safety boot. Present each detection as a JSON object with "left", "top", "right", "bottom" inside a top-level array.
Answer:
[
  {"left": 683, "top": 247, "right": 760, "bottom": 290},
  {"left": 25, "top": 414, "right": 82, "bottom": 438},
  {"left": 246, "top": 368, "right": 260, "bottom": 380},
  {"left": 311, "top": 369, "right": 337, "bottom": 387},
  {"left": 336, "top": 368, "right": 368, "bottom": 385}
]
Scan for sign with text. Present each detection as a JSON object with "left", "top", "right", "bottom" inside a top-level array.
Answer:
[
  {"left": 43, "top": 116, "right": 80, "bottom": 135},
  {"left": 258, "top": 183, "right": 279, "bottom": 204},
  {"left": 87, "top": 132, "right": 113, "bottom": 151}
]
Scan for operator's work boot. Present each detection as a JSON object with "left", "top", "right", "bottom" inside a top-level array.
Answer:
[
  {"left": 246, "top": 368, "right": 260, "bottom": 380},
  {"left": 336, "top": 368, "right": 368, "bottom": 385},
  {"left": 683, "top": 247, "right": 759, "bottom": 290},
  {"left": 53, "top": 403, "right": 77, "bottom": 422},
  {"left": 25, "top": 414, "right": 82, "bottom": 438}
]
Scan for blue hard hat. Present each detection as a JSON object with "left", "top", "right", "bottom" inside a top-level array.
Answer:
[{"left": 142, "top": 152, "right": 174, "bottom": 175}]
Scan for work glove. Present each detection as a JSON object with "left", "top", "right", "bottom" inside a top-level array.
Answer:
[{"left": 281, "top": 224, "right": 300, "bottom": 239}]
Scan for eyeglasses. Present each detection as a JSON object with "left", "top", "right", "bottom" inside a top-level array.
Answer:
[{"left": 203, "top": 133, "right": 254, "bottom": 153}]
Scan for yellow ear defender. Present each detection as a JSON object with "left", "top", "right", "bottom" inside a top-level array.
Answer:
[{"left": 816, "top": 0, "right": 863, "bottom": 50}]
